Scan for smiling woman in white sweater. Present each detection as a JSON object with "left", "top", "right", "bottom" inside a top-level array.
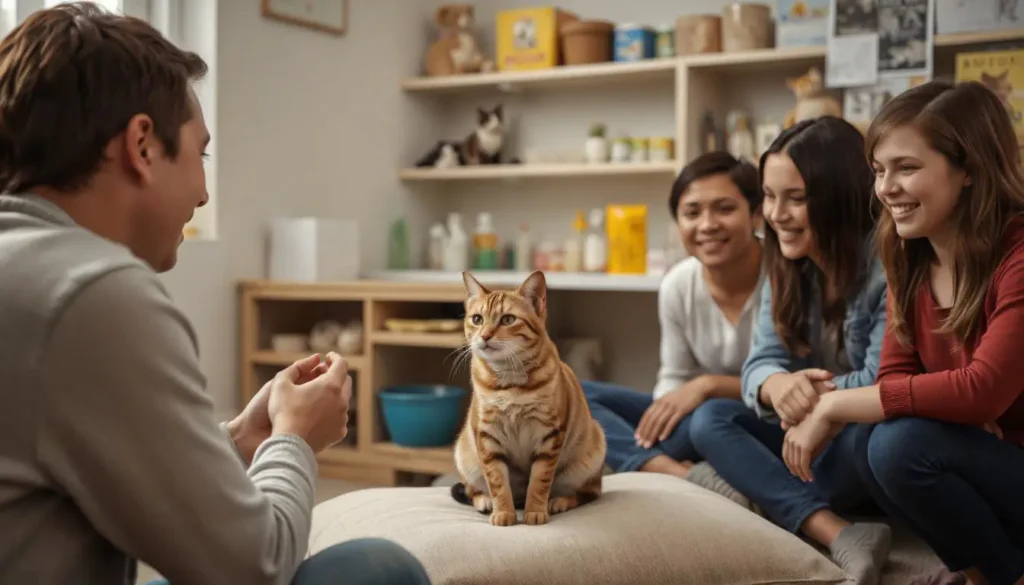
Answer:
[{"left": 581, "top": 151, "right": 764, "bottom": 481}]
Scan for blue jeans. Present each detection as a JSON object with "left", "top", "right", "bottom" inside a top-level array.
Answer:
[
  {"left": 689, "top": 398, "right": 875, "bottom": 533},
  {"left": 864, "top": 418, "right": 1024, "bottom": 585},
  {"left": 581, "top": 380, "right": 700, "bottom": 472},
  {"left": 146, "top": 537, "right": 431, "bottom": 585}
]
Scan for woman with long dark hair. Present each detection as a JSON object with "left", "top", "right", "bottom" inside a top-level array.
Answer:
[
  {"left": 689, "top": 116, "right": 890, "bottom": 583},
  {"left": 783, "top": 81, "right": 1024, "bottom": 585}
]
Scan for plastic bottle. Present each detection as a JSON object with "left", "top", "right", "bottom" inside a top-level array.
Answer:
[
  {"left": 564, "top": 209, "right": 586, "bottom": 272},
  {"left": 583, "top": 207, "right": 608, "bottom": 273},
  {"left": 472, "top": 212, "right": 499, "bottom": 270},
  {"left": 427, "top": 223, "right": 447, "bottom": 270},
  {"left": 387, "top": 217, "right": 410, "bottom": 270},
  {"left": 443, "top": 212, "right": 469, "bottom": 272},
  {"left": 514, "top": 223, "right": 532, "bottom": 271}
]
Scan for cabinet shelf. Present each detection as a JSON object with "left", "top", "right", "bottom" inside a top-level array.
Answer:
[
  {"left": 370, "top": 270, "right": 663, "bottom": 292},
  {"left": 398, "top": 161, "right": 679, "bottom": 182}
]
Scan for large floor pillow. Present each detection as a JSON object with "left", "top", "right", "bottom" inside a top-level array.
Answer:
[{"left": 309, "top": 472, "right": 853, "bottom": 585}]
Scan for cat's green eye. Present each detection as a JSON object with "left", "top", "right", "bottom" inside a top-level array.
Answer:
[
  {"left": 470, "top": 314, "right": 483, "bottom": 325},
  {"left": 499, "top": 314, "right": 516, "bottom": 326}
]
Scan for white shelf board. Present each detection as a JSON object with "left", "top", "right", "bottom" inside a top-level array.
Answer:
[
  {"left": 368, "top": 270, "right": 663, "bottom": 292},
  {"left": 399, "top": 161, "right": 679, "bottom": 182},
  {"left": 401, "top": 58, "right": 677, "bottom": 93}
]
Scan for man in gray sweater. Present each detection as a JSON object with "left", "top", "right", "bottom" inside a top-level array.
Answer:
[{"left": 0, "top": 3, "right": 430, "bottom": 585}]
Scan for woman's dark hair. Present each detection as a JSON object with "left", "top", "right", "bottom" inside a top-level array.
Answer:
[
  {"left": 867, "top": 80, "right": 1024, "bottom": 349},
  {"left": 669, "top": 151, "right": 761, "bottom": 217},
  {"left": 760, "top": 116, "right": 877, "bottom": 356}
]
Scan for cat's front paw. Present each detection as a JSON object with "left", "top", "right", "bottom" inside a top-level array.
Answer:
[
  {"left": 489, "top": 510, "right": 517, "bottom": 527},
  {"left": 524, "top": 510, "right": 550, "bottom": 525},
  {"left": 472, "top": 494, "right": 493, "bottom": 514},
  {"left": 548, "top": 495, "right": 579, "bottom": 515}
]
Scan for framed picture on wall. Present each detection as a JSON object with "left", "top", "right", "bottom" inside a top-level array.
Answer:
[{"left": 261, "top": 0, "right": 348, "bottom": 35}]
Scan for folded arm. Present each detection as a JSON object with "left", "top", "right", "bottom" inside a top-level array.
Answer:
[
  {"left": 741, "top": 279, "right": 791, "bottom": 418},
  {"left": 36, "top": 267, "right": 316, "bottom": 585},
  {"left": 830, "top": 271, "right": 887, "bottom": 390},
  {"left": 879, "top": 257, "right": 1024, "bottom": 424},
  {"left": 652, "top": 272, "right": 701, "bottom": 399}
]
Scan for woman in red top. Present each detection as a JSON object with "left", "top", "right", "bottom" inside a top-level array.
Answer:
[{"left": 782, "top": 80, "right": 1024, "bottom": 585}]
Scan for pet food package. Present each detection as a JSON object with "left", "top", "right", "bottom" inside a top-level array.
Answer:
[
  {"left": 495, "top": 6, "right": 578, "bottom": 71},
  {"left": 605, "top": 204, "right": 648, "bottom": 275}
]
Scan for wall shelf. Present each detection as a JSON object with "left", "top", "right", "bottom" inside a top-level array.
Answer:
[
  {"left": 369, "top": 270, "right": 663, "bottom": 292},
  {"left": 400, "top": 30, "right": 1023, "bottom": 93},
  {"left": 400, "top": 57, "right": 677, "bottom": 93},
  {"left": 398, "top": 161, "right": 679, "bottom": 181}
]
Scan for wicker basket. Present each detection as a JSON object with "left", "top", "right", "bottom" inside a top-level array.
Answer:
[
  {"left": 561, "top": 20, "right": 614, "bottom": 65},
  {"left": 675, "top": 14, "right": 722, "bottom": 55},
  {"left": 722, "top": 2, "right": 773, "bottom": 52}
]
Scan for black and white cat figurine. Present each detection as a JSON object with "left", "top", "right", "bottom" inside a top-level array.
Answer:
[
  {"left": 415, "top": 104, "right": 505, "bottom": 168},
  {"left": 462, "top": 104, "right": 504, "bottom": 165}
]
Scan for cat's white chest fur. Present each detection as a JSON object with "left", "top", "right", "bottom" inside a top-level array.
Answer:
[{"left": 480, "top": 392, "right": 554, "bottom": 471}]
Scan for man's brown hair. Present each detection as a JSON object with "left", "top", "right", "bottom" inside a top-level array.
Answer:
[{"left": 0, "top": 1, "right": 208, "bottom": 194}]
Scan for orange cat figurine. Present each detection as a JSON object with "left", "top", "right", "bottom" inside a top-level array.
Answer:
[{"left": 450, "top": 271, "right": 607, "bottom": 527}]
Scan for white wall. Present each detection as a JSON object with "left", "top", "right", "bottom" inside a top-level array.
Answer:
[
  {"left": 161, "top": 0, "right": 442, "bottom": 419},
  {"left": 163, "top": 0, "right": 779, "bottom": 417}
]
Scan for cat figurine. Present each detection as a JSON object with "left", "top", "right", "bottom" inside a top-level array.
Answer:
[
  {"left": 450, "top": 271, "right": 607, "bottom": 527},
  {"left": 415, "top": 140, "right": 463, "bottom": 168},
  {"left": 784, "top": 67, "right": 842, "bottom": 128},
  {"left": 461, "top": 104, "right": 504, "bottom": 165}
]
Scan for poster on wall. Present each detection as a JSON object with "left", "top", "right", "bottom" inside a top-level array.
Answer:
[
  {"left": 826, "top": 0, "right": 881, "bottom": 87},
  {"left": 877, "top": 0, "right": 935, "bottom": 79}
]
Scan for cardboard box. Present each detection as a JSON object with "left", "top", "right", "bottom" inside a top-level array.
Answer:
[{"left": 496, "top": 6, "right": 578, "bottom": 71}]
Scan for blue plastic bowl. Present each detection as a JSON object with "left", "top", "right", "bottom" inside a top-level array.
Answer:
[{"left": 379, "top": 384, "right": 468, "bottom": 448}]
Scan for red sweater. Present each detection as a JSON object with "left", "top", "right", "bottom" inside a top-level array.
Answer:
[{"left": 877, "top": 219, "right": 1024, "bottom": 445}]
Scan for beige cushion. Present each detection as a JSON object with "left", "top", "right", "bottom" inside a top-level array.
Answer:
[{"left": 309, "top": 472, "right": 853, "bottom": 585}]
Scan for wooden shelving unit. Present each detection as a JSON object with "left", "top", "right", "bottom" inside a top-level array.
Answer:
[
  {"left": 400, "top": 27, "right": 1024, "bottom": 178},
  {"left": 239, "top": 279, "right": 473, "bottom": 485},
  {"left": 368, "top": 269, "right": 664, "bottom": 292}
]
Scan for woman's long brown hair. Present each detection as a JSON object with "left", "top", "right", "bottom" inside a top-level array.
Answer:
[
  {"left": 760, "top": 117, "right": 878, "bottom": 356},
  {"left": 866, "top": 80, "right": 1024, "bottom": 348}
]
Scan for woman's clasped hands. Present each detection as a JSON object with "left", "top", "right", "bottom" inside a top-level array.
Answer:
[{"left": 763, "top": 369, "right": 842, "bottom": 483}]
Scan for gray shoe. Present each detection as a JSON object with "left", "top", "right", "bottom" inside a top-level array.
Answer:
[{"left": 685, "top": 462, "right": 762, "bottom": 515}]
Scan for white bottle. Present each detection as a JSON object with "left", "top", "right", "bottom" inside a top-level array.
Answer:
[
  {"left": 443, "top": 212, "right": 469, "bottom": 272},
  {"left": 514, "top": 223, "right": 532, "bottom": 271},
  {"left": 427, "top": 223, "right": 447, "bottom": 270},
  {"left": 583, "top": 208, "right": 608, "bottom": 273}
]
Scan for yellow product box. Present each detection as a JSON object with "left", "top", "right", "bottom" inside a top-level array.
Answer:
[
  {"left": 495, "top": 6, "right": 578, "bottom": 71},
  {"left": 605, "top": 204, "right": 647, "bottom": 274}
]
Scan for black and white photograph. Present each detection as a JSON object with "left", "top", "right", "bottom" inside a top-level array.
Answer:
[
  {"left": 835, "top": 0, "right": 879, "bottom": 35},
  {"left": 877, "top": 0, "right": 933, "bottom": 77}
]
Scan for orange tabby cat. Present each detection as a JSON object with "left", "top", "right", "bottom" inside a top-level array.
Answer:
[{"left": 450, "top": 270, "right": 607, "bottom": 527}]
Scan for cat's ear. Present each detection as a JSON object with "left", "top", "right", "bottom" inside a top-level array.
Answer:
[
  {"left": 463, "top": 271, "right": 489, "bottom": 299},
  {"left": 477, "top": 107, "right": 489, "bottom": 126},
  {"left": 493, "top": 104, "right": 503, "bottom": 120},
  {"left": 517, "top": 270, "right": 547, "bottom": 317}
]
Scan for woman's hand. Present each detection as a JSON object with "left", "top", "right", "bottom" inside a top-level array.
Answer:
[
  {"left": 783, "top": 410, "right": 843, "bottom": 482},
  {"left": 634, "top": 378, "right": 710, "bottom": 448},
  {"left": 762, "top": 369, "right": 836, "bottom": 426}
]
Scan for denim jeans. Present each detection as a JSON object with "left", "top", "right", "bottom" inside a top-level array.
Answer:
[
  {"left": 581, "top": 380, "right": 700, "bottom": 472},
  {"left": 864, "top": 417, "right": 1024, "bottom": 585},
  {"left": 689, "top": 398, "right": 875, "bottom": 533},
  {"left": 145, "top": 537, "right": 431, "bottom": 585}
]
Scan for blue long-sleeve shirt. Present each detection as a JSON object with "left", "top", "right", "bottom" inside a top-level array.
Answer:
[{"left": 740, "top": 252, "right": 888, "bottom": 419}]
